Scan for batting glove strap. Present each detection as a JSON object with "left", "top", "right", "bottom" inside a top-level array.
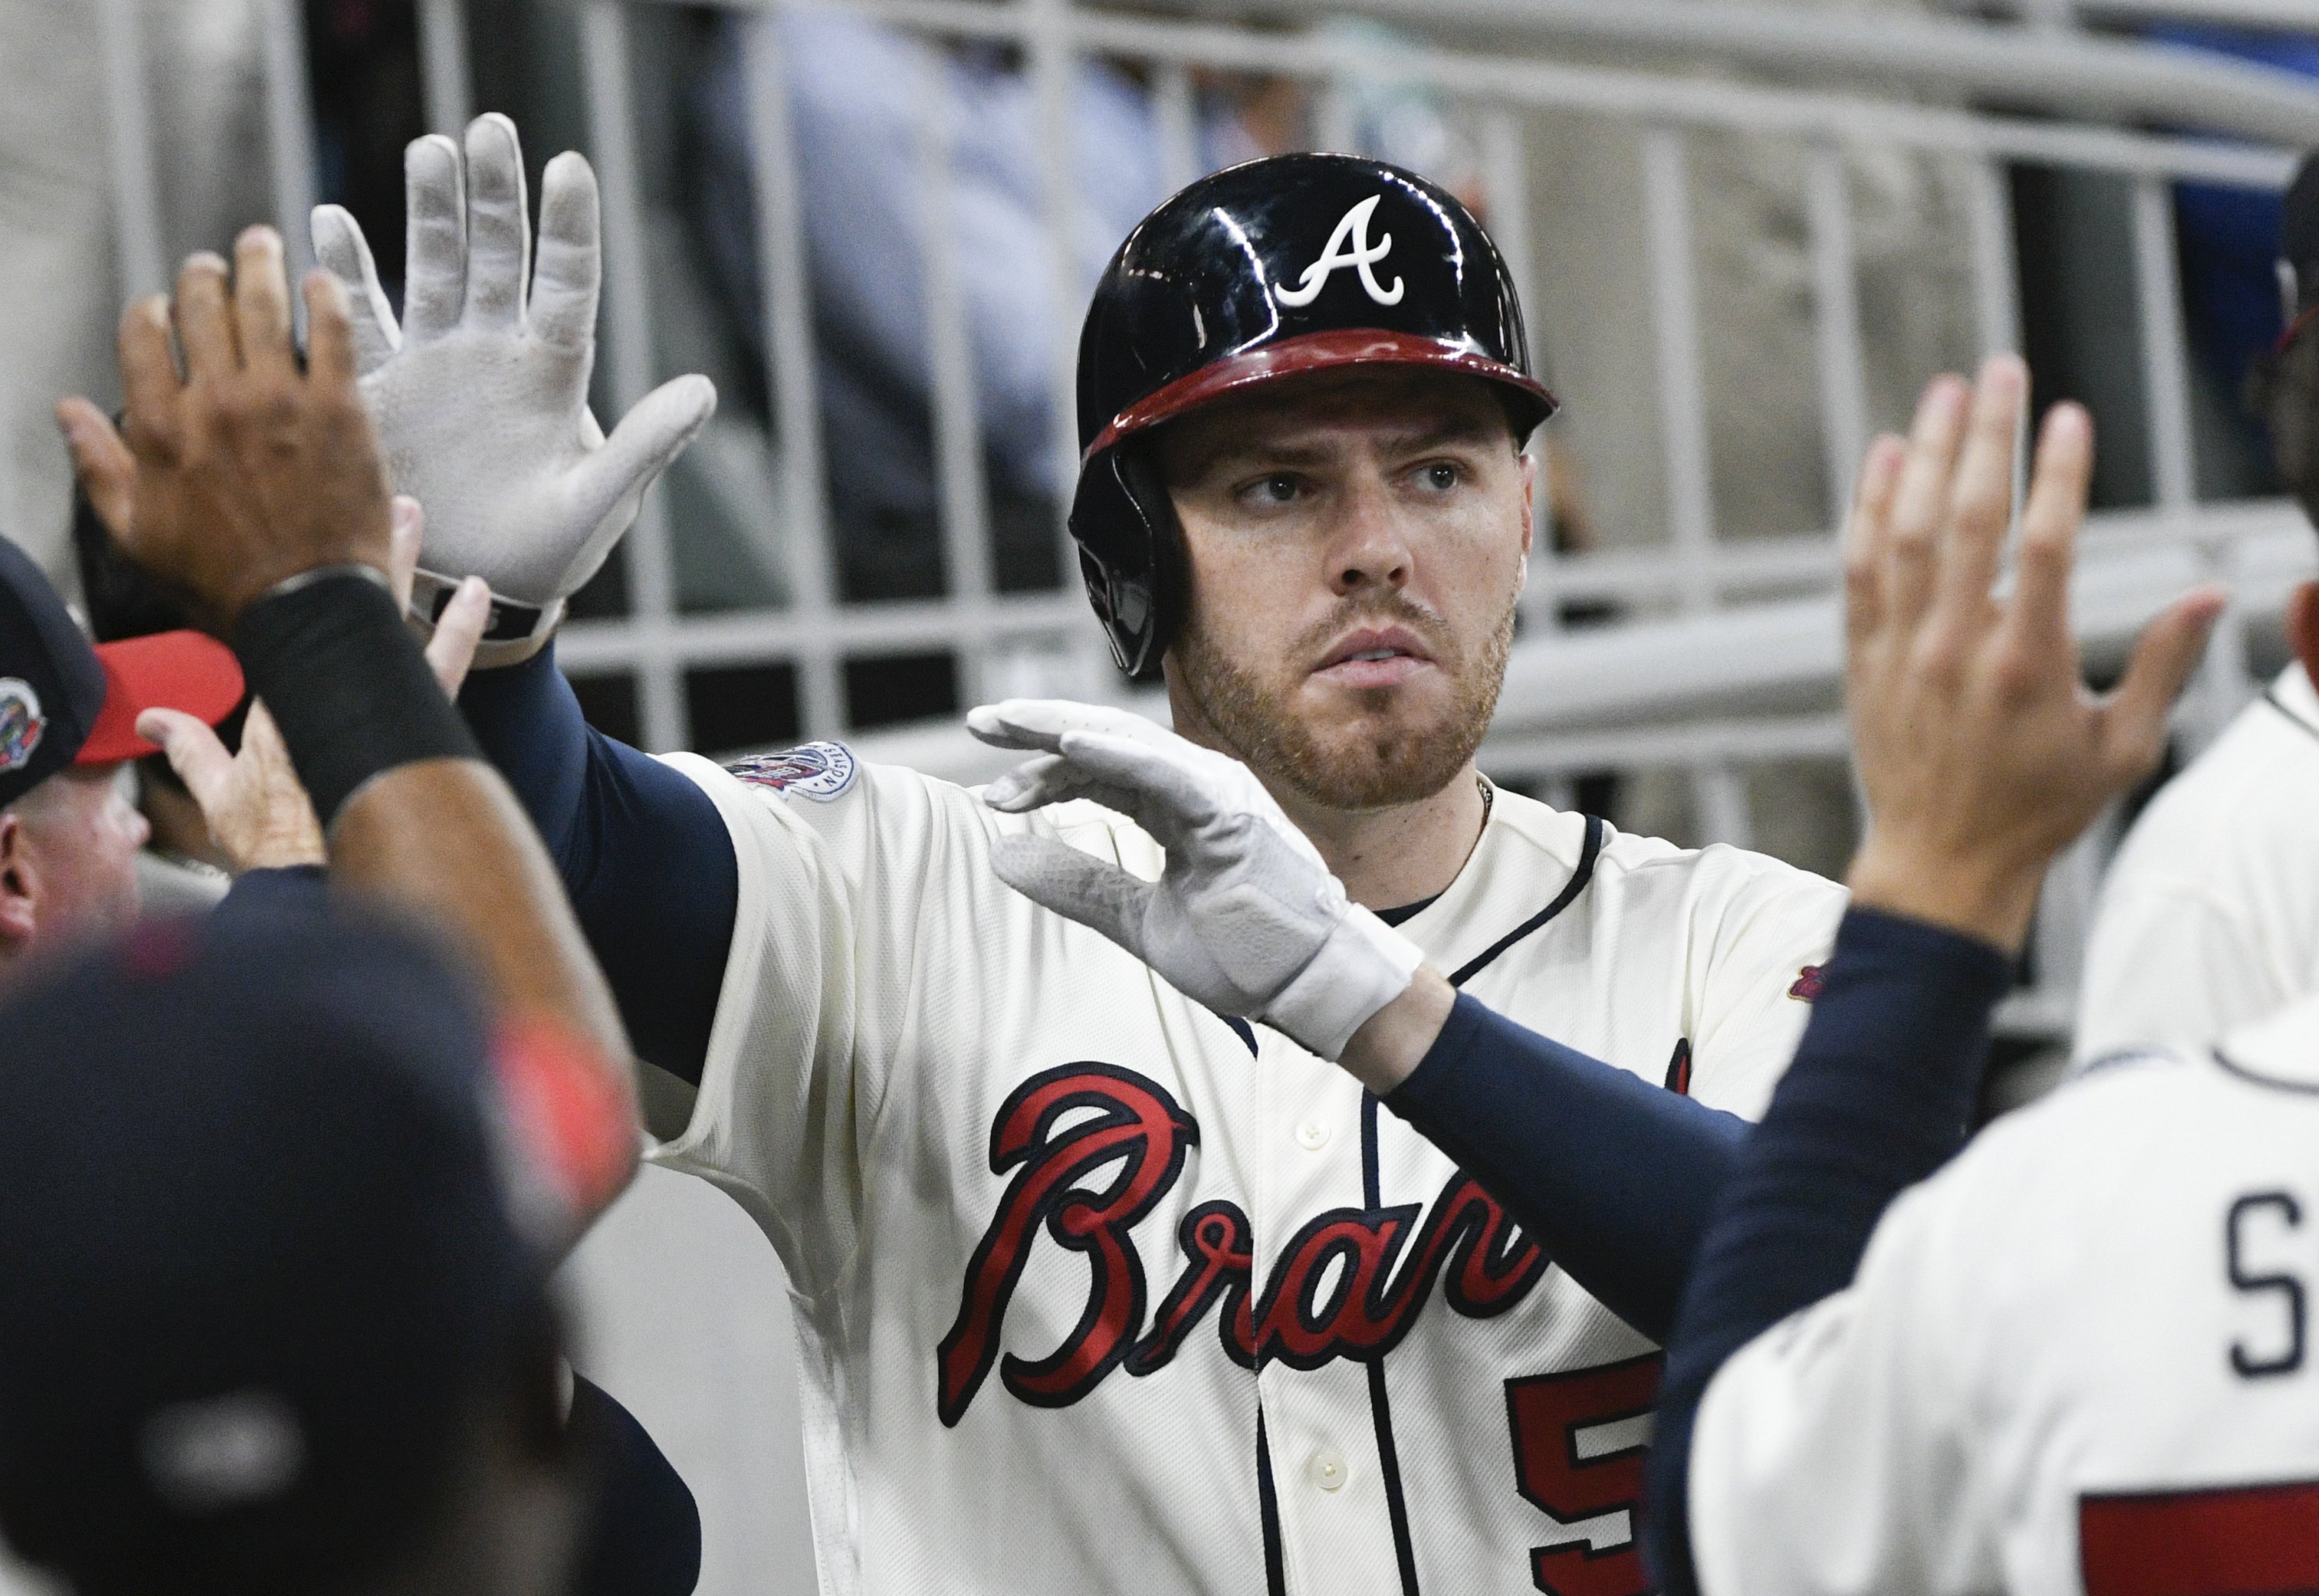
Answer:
[
  {"left": 1260, "top": 903, "right": 1426, "bottom": 1061},
  {"left": 405, "top": 567, "right": 564, "bottom": 669}
]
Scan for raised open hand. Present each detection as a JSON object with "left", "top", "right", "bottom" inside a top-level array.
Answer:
[
  {"left": 1842, "top": 355, "right": 2224, "bottom": 950},
  {"left": 312, "top": 113, "right": 715, "bottom": 664},
  {"left": 57, "top": 228, "right": 392, "bottom": 633}
]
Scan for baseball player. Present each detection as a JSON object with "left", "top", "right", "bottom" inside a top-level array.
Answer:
[
  {"left": 316, "top": 120, "right": 1847, "bottom": 1593},
  {"left": 2074, "top": 151, "right": 2319, "bottom": 1062},
  {"left": 1625, "top": 365, "right": 2251, "bottom": 1596}
]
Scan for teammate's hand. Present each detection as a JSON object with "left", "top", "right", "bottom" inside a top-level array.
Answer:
[
  {"left": 970, "top": 699, "right": 1425, "bottom": 1061},
  {"left": 311, "top": 113, "right": 716, "bottom": 666},
  {"left": 138, "top": 701, "right": 323, "bottom": 873},
  {"left": 1842, "top": 355, "right": 2223, "bottom": 952},
  {"left": 125, "top": 497, "right": 490, "bottom": 873},
  {"left": 57, "top": 228, "right": 394, "bottom": 633}
]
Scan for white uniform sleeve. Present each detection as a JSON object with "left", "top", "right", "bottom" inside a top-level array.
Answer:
[
  {"left": 1684, "top": 856, "right": 1847, "bottom": 1117},
  {"left": 644, "top": 750, "right": 980, "bottom": 1298},
  {"left": 1686, "top": 1179, "right": 1996, "bottom": 1596},
  {"left": 2074, "top": 877, "right": 2285, "bottom": 1064}
]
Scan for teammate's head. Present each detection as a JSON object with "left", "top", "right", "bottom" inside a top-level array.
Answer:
[
  {"left": 0, "top": 535, "right": 239, "bottom": 977},
  {"left": 2264, "top": 151, "right": 2319, "bottom": 694},
  {"left": 1069, "top": 155, "right": 1551, "bottom": 810},
  {"left": 0, "top": 909, "right": 629, "bottom": 1596}
]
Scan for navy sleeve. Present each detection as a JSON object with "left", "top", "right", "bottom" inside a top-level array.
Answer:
[
  {"left": 457, "top": 646, "right": 739, "bottom": 1086},
  {"left": 1643, "top": 907, "right": 2013, "bottom": 1596},
  {"left": 1384, "top": 993, "right": 1749, "bottom": 1344}
]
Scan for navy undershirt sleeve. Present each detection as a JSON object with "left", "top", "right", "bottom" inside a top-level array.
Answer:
[
  {"left": 457, "top": 645, "right": 738, "bottom": 1086},
  {"left": 1643, "top": 907, "right": 2013, "bottom": 1596},
  {"left": 1384, "top": 992, "right": 1750, "bottom": 1343}
]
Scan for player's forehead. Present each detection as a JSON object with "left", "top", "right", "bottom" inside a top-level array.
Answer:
[{"left": 1152, "top": 368, "right": 1515, "bottom": 482}]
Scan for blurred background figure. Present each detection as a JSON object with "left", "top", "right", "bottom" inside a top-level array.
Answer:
[
  {"left": 0, "top": 0, "right": 271, "bottom": 590},
  {"left": 0, "top": 913, "right": 611, "bottom": 1596}
]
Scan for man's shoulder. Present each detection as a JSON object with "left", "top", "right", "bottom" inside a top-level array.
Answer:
[{"left": 2116, "top": 674, "right": 2319, "bottom": 868}]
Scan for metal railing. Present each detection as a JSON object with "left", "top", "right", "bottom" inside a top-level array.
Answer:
[{"left": 98, "top": 0, "right": 2319, "bottom": 1039}]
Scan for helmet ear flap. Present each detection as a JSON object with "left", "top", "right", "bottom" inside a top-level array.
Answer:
[{"left": 1068, "top": 444, "right": 1187, "bottom": 683}]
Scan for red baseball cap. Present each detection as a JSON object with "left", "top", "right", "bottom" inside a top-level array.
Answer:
[{"left": 77, "top": 630, "right": 246, "bottom": 766}]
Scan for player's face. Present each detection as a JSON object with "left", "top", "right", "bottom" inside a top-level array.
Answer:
[{"left": 1155, "top": 368, "right": 1533, "bottom": 810}]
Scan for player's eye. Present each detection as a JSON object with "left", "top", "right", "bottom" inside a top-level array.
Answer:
[
  {"left": 1416, "top": 461, "right": 1463, "bottom": 493},
  {"left": 1238, "top": 473, "right": 1304, "bottom": 507}
]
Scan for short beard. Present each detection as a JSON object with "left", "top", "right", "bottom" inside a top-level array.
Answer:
[{"left": 1174, "top": 593, "right": 1515, "bottom": 812}]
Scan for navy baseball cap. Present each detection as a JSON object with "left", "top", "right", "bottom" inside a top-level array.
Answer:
[
  {"left": 0, "top": 534, "right": 242, "bottom": 809},
  {"left": 0, "top": 903, "right": 631, "bottom": 1596}
]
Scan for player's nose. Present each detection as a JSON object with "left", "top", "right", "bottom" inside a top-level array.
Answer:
[{"left": 1326, "top": 478, "right": 1415, "bottom": 596}]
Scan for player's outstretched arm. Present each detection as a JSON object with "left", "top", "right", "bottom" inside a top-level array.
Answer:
[
  {"left": 308, "top": 112, "right": 737, "bottom": 1082},
  {"left": 1644, "top": 357, "right": 2223, "bottom": 1596},
  {"left": 58, "top": 226, "right": 639, "bottom": 1209},
  {"left": 970, "top": 698, "right": 1752, "bottom": 1341}
]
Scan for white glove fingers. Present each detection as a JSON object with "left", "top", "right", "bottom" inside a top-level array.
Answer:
[
  {"left": 966, "top": 698, "right": 1168, "bottom": 754},
  {"left": 1055, "top": 730, "right": 1224, "bottom": 830},
  {"left": 528, "top": 151, "right": 603, "bottom": 352},
  {"left": 981, "top": 753, "right": 1069, "bottom": 811},
  {"left": 988, "top": 834, "right": 1154, "bottom": 955},
  {"left": 562, "top": 373, "right": 716, "bottom": 560},
  {"left": 401, "top": 133, "right": 467, "bottom": 341},
  {"left": 309, "top": 205, "right": 400, "bottom": 373},
  {"left": 983, "top": 754, "right": 1145, "bottom": 818},
  {"left": 461, "top": 113, "right": 532, "bottom": 331}
]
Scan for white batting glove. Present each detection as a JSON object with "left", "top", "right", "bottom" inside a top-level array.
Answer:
[
  {"left": 311, "top": 113, "right": 716, "bottom": 666},
  {"left": 969, "top": 700, "right": 1424, "bottom": 1061}
]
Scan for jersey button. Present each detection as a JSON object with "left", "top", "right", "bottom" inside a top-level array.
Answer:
[
  {"left": 1308, "top": 1448, "right": 1349, "bottom": 1492},
  {"left": 1296, "top": 1119, "right": 1331, "bottom": 1151}
]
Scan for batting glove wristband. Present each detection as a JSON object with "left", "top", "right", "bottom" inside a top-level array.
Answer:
[
  {"left": 970, "top": 699, "right": 1426, "bottom": 1061},
  {"left": 313, "top": 114, "right": 715, "bottom": 666}
]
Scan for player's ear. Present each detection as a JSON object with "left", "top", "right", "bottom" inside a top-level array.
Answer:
[
  {"left": 1517, "top": 450, "right": 1537, "bottom": 563},
  {"left": 2292, "top": 581, "right": 2319, "bottom": 699},
  {"left": 0, "top": 811, "right": 39, "bottom": 950}
]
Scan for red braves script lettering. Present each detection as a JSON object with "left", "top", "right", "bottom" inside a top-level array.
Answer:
[{"left": 939, "top": 1063, "right": 1549, "bottom": 1425}]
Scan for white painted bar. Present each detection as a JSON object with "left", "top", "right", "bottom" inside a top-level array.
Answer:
[
  {"left": 578, "top": 2, "right": 688, "bottom": 752},
  {"left": 914, "top": 51, "right": 995, "bottom": 705},
  {"left": 1020, "top": 0, "right": 1108, "bottom": 688},
  {"left": 1479, "top": 107, "right": 1563, "bottom": 634},
  {"left": 1965, "top": 156, "right": 2023, "bottom": 357},
  {"left": 1642, "top": 127, "right": 1716, "bottom": 609},
  {"left": 94, "top": 0, "right": 165, "bottom": 300},
  {"left": 418, "top": 0, "right": 475, "bottom": 136},
  {"left": 743, "top": 10, "right": 847, "bottom": 739},
  {"left": 1805, "top": 142, "right": 1868, "bottom": 531},
  {"left": 260, "top": 0, "right": 321, "bottom": 304},
  {"left": 1151, "top": 61, "right": 1200, "bottom": 195}
]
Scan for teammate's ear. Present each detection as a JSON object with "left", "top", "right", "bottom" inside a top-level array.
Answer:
[
  {"left": 2292, "top": 581, "right": 2319, "bottom": 698},
  {"left": 0, "top": 814, "right": 37, "bottom": 951}
]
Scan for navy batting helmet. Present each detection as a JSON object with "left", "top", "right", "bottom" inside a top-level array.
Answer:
[{"left": 1069, "top": 153, "right": 1557, "bottom": 678}]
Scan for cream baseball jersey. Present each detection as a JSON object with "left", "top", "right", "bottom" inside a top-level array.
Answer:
[
  {"left": 1688, "top": 995, "right": 2319, "bottom": 1596},
  {"left": 649, "top": 744, "right": 1844, "bottom": 1595},
  {"left": 2076, "top": 663, "right": 2319, "bottom": 1064}
]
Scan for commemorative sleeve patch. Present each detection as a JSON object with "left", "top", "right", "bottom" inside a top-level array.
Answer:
[
  {"left": 0, "top": 678, "right": 46, "bottom": 772},
  {"left": 727, "top": 740, "right": 858, "bottom": 800}
]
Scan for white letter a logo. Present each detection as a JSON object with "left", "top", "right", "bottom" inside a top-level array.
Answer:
[{"left": 1274, "top": 195, "right": 1405, "bottom": 309}]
